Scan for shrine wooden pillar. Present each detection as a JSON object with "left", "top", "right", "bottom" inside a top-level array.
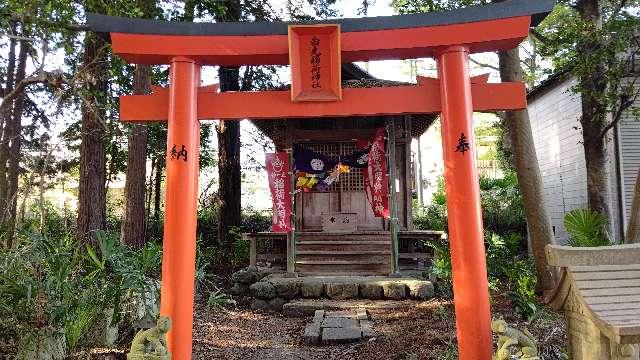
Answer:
[
  {"left": 159, "top": 56, "right": 201, "bottom": 359},
  {"left": 437, "top": 46, "right": 492, "bottom": 360}
]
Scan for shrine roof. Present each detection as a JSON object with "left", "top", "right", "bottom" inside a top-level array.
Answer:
[
  {"left": 250, "top": 64, "right": 437, "bottom": 142},
  {"left": 87, "top": 0, "right": 553, "bottom": 37}
]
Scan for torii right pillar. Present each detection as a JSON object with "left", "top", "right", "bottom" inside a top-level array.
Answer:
[{"left": 437, "top": 45, "right": 493, "bottom": 360}]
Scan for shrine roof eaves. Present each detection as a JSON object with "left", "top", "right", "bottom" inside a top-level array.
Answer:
[{"left": 86, "top": 0, "right": 554, "bottom": 37}]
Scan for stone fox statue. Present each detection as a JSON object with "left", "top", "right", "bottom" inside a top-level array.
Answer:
[
  {"left": 492, "top": 319, "right": 540, "bottom": 360},
  {"left": 128, "top": 316, "right": 172, "bottom": 360}
]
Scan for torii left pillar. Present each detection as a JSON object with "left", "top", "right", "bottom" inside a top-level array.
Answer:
[{"left": 159, "top": 56, "right": 201, "bottom": 358}]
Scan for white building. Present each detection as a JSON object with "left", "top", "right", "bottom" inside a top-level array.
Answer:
[{"left": 527, "top": 73, "right": 640, "bottom": 244}]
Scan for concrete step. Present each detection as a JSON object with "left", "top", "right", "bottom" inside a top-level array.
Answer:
[
  {"left": 295, "top": 262, "right": 390, "bottom": 276},
  {"left": 284, "top": 299, "right": 415, "bottom": 317}
]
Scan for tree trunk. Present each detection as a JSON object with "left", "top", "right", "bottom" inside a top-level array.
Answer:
[
  {"left": 77, "top": 30, "right": 108, "bottom": 248},
  {"left": 499, "top": 48, "right": 556, "bottom": 292},
  {"left": 18, "top": 173, "right": 34, "bottom": 229},
  {"left": 2, "top": 38, "right": 28, "bottom": 245},
  {"left": 0, "top": 22, "right": 17, "bottom": 215},
  {"left": 120, "top": 63, "right": 151, "bottom": 249},
  {"left": 576, "top": 0, "right": 613, "bottom": 227},
  {"left": 153, "top": 156, "right": 163, "bottom": 223},
  {"left": 626, "top": 170, "right": 640, "bottom": 243},
  {"left": 215, "top": 0, "right": 243, "bottom": 273},
  {"left": 146, "top": 157, "right": 155, "bottom": 221},
  {"left": 216, "top": 67, "right": 242, "bottom": 272}
]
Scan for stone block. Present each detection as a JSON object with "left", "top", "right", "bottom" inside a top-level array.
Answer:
[
  {"left": 251, "top": 299, "right": 270, "bottom": 312},
  {"left": 249, "top": 281, "right": 276, "bottom": 300},
  {"left": 232, "top": 269, "right": 257, "bottom": 285},
  {"left": 321, "top": 327, "right": 362, "bottom": 344},
  {"left": 321, "top": 317, "right": 359, "bottom": 328},
  {"left": 382, "top": 282, "right": 407, "bottom": 300},
  {"left": 229, "top": 282, "right": 249, "bottom": 296},
  {"left": 360, "top": 320, "right": 375, "bottom": 338},
  {"left": 359, "top": 283, "right": 383, "bottom": 299},
  {"left": 300, "top": 282, "right": 324, "bottom": 298},
  {"left": 274, "top": 281, "right": 300, "bottom": 299},
  {"left": 303, "top": 323, "right": 322, "bottom": 345},
  {"left": 355, "top": 308, "right": 368, "bottom": 320},
  {"left": 313, "top": 310, "right": 325, "bottom": 323},
  {"left": 408, "top": 282, "right": 434, "bottom": 300},
  {"left": 269, "top": 297, "right": 288, "bottom": 312},
  {"left": 326, "top": 283, "right": 358, "bottom": 300}
]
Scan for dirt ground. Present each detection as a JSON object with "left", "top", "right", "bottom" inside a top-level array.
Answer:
[{"left": 191, "top": 295, "right": 567, "bottom": 360}]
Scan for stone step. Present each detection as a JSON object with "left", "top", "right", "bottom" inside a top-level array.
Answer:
[
  {"left": 283, "top": 299, "right": 416, "bottom": 317},
  {"left": 295, "top": 263, "right": 390, "bottom": 276}
]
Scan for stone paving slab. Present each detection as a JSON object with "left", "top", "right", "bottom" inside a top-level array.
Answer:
[
  {"left": 322, "top": 327, "right": 362, "bottom": 344},
  {"left": 283, "top": 299, "right": 418, "bottom": 317},
  {"left": 321, "top": 317, "right": 358, "bottom": 328},
  {"left": 303, "top": 307, "right": 375, "bottom": 345}
]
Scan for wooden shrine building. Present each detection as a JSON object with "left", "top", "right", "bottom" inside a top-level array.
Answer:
[{"left": 248, "top": 64, "right": 441, "bottom": 276}]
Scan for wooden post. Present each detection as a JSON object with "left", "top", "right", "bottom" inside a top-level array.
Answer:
[
  {"left": 247, "top": 234, "right": 257, "bottom": 270},
  {"left": 287, "top": 148, "right": 296, "bottom": 276},
  {"left": 159, "top": 57, "right": 201, "bottom": 359},
  {"left": 386, "top": 118, "right": 401, "bottom": 276},
  {"left": 437, "top": 46, "right": 492, "bottom": 360}
]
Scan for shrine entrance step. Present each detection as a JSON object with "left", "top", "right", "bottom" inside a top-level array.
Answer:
[{"left": 295, "top": 232, "right": 391, "bottom": 276}]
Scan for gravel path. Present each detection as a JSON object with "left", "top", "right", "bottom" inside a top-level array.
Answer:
[{"left": 192, "top": 297, "right": 566, "bottom": 360}]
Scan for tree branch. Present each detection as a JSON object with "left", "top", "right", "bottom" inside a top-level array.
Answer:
[
  {"left": 469, "top": 57, "right": 499, "bottom": 71},
  {"left": 599, "top": 82, "right": 640, "bottom": 139},
  {"left": 3, "top": 12, "right": 89, "bottom": 32},
  {"left": 0, "top": 71, "right": 67, "bottom": 117}
]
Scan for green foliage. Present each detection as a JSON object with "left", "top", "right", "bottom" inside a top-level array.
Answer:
[
  {"left": 564, "top": 209, "right": 611, "bottom": 247},
  {"left": 0, "top": 230, "right": 161, "bottom": 355},
  {"left": 206, "top": 287, "right": 236, "bottom": 311},
  {"left": 414, "top": 174, "right": 526, "bottom": 238},
  {"left": 504, "top": 260, "right": 539, "bottom": 322},
  {"left": 423, "top": 231, "right": 538, "bottom": 321}
]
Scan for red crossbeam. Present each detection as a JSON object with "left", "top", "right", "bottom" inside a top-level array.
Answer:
[
  {"left": 120, "top": 80, "right": 525, "bottom": 122},
  {"left": 111, "top": 17, "right": 530, "bottom": 66}
]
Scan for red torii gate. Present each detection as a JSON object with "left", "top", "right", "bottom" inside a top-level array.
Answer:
[{"left": 87, "top": 1, "right": 554, "bottom": 358}]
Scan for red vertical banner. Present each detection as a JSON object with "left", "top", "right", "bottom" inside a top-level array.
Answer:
[
  {"left": 266, "top": 153, "right": 292, "bottom": 233},
  {"left": 367, "top": 128, "right": 390, "bottom": 218}
]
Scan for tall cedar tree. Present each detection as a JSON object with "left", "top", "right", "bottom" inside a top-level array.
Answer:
[
  {"left": 0, "top": 23, "right": 17, "bottom": 237},
  {"left": 0, "top": 33, "right": 28, "bottom": 246},
  {"left": 498, "top": 48, "right": 556, "bottom": 292},
  {"left": 77, "top": 25, "right": 108, "bottom": 247},
  {"left": 216, "top": 1, "right": 243, "bottom": 273},
  {"left": 120, "top": 0, "right": 155, "bottom": 249}
]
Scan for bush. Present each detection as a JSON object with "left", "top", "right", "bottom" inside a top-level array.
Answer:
[
  {"left": 414, "top": 173, "right": 526, "bottom": 238},
  {"left": 424, "top": 232, "right": 538, "bottom": 321},
  {"left": 0, "top": 230, "right": 161, "bottom": 356},
  {"left": 564, "top": 209, "right": 611, "bottom": 247}
]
